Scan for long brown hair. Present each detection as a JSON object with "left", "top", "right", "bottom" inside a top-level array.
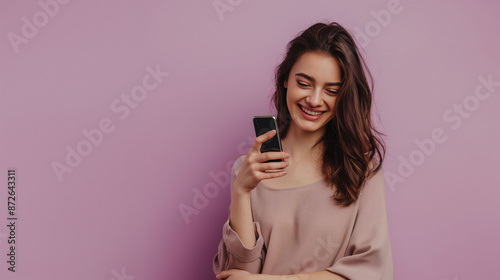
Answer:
[{"left": 272, "top": 22, "right": 386, "bottom": 206}]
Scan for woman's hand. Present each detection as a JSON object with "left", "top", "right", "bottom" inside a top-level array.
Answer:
[
  {"left": 232, "top": 129, "right": 290, "bottom": 195},
  {"left": 216, "top": 269, "right": 254, "bottom": 280}
]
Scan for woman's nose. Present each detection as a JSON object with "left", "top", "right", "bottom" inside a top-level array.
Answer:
[{"left": 306, "top": 89, "right": 322, "bottom": 107}]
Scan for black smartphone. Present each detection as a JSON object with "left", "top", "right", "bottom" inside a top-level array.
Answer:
[{"left": 253, "top": 116, "right": 283, "bottom": 163}]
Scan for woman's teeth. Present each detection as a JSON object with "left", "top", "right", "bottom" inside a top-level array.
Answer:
[{"left": 300, "top": 105, "right": 323, "bottom": 116}]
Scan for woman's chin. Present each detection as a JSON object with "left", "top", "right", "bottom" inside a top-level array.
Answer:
[{"left": 290, "top": 121, "right": 325, "bottom": 134}]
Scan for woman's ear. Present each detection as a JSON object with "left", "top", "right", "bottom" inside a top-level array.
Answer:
[{"left": 284, "top": 80, "right": 288, "bottom": 88}]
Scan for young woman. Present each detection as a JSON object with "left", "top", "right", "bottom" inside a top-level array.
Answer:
[{"left": 213, "top": 22, "right": 393, "bottom": 280}]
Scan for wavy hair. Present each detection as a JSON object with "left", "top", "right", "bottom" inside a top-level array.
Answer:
[{"left": 272, "top": 22, "right": 386, "bottom": 206}]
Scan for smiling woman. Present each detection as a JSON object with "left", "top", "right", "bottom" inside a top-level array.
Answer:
[{"left": 213, "top": 22, "right": 392, "bottom": 280}]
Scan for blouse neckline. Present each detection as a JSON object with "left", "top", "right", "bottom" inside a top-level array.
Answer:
[{"left": 258, "top": 177, "right": 326, "bottom": 191}]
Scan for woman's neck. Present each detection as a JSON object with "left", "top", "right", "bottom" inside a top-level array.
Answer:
[{"left": 281, "top": 124, "right": 324, "bottom": 164}]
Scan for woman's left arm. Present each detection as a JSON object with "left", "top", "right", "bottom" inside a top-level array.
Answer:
[
  {"left": 257, "top": 270, "right": 347, "bottom": 280},
  {"left": 216, "top": 269, "right": 347, "bottom": 280}
]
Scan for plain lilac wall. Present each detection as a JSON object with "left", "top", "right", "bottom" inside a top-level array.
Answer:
[{"left": 1, "top": 0, "right": 499, "bottom": 279}]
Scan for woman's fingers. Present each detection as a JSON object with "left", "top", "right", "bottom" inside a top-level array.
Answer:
[
  {"left": 248, "top": 129, "right": 276, "bottom": 154},
  {"left": 237, "top": 131, "right": 290, "bottom": 190},
  {"left": 254, "top": 151, "right": 289, "bottom": 163},
  {"left": 255, "top": 158, "right": 289, "bottom": 171},
  {"left": 259, "top": 169, "right": 287, "bottom": 179}
]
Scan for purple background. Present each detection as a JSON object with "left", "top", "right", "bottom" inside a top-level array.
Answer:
[{"left": 1, "top": 0, "right": 499, "bottom": 279}]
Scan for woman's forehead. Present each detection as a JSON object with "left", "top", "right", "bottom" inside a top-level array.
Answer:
[{"left": 291, "top": 51, "right": 342, "bottom": 83}]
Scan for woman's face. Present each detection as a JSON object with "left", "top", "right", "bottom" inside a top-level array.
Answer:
[{"left": 284, "top": 50, "right": 342, "bottom": 136}]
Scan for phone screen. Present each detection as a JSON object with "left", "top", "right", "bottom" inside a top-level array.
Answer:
[{"left": 253, "top": 116, "right": 283, "bottom": 162}]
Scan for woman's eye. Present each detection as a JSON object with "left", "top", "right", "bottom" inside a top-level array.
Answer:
[
  {"left": 297, "top": 81, "right": 309, "bottom": 87},
  {"left": 327, "top": 90, "right": 338, "bottom": 95}
]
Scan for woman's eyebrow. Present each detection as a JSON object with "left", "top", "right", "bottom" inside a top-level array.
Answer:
[{"left": 295, "top": 73, "right": 342, "bottom": 86}]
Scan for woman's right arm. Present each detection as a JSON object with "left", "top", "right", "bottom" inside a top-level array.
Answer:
[
  {"left": 229, "top": 187, "right": 257, "bottom": 249},
  {"left": 213, "top": 130, "right": 289, "bottom": 275},
  {"left": 229, "top": 130, "right": 289, "bottom": 248}
]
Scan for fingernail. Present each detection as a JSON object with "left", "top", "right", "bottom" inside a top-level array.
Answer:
[{"left": 285, "top": 153, "right": 290, "bottom": 157}]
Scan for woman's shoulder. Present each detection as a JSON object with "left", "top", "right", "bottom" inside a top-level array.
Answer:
[
  {"left": 235, "top": 154, "right": 247, "bottom": 164},
  {"left": 232, "top": 154, "right": 247, "bottom": 176},
  {"left": 234, "top": 154, "right": 247, "bottom": 168},
  {"left": 365, "top": 158, "right": 383, "bottom": 178},
  {"left": 359, "top": 160, "right": 387, "bottom": 202}
]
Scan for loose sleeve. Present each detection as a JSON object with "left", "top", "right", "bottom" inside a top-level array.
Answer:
[
  {"left": 213, "top": 155, "right": 265, "bottom": 275},
  {"left": 326, "top": 168, "right": 393, "bottom": 280}
]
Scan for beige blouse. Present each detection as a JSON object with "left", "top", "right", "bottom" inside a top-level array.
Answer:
[{"left": 213, "top": 155, "right": 393, "bottom": 279}]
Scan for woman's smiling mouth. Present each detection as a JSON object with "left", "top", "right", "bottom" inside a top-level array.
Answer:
[{"left": 298, "top": 104, "right": 325, "bottom": 116}]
